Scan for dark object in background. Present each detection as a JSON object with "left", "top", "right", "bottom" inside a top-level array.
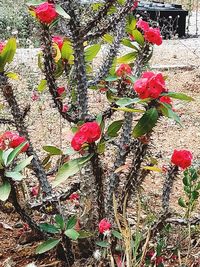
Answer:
[{"left": 135, "top": 1, "right": 188, "bottom": 38}]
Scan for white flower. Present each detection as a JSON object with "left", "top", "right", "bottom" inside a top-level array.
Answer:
[{"left": 93, "top": 249, "right": 101, "bottom": 260}]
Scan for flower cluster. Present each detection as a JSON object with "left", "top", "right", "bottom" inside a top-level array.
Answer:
[
  {"left": 35, "top": 2, "right": 58, "bottom": 24},
  {"left": 116, "top": 64, "right": 132, "bottom": 77},
  {"left": 0, "top": 131, "right": 29, "bottom": 152},
  {"left": 98, "top": 219, "right": 111, "bottom": 234},
  {"left": 137, "top": 18, "right": 162, "bottom": 46},
  {"left": 0, "top": 42, "right": 5, "bottom": 53},
  {"left": 171, "top": 149, "right": 193, "bottom": 169},
  {"left": 52, "top": 36, "right": 64, "bottom": 51},
  {"left": 134, "top": 71, "right": 168, "bottom": 99},
  {"left": 71, "top": 122, "right": 101, "bottom": 151}
]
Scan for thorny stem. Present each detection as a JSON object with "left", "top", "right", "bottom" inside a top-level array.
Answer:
[
  {"left": 8, "top": 178, "right": 46, "bottom": 237},
  {"left": 0, "top": 74, "right": 52, "bottom": 196},
  {"left": 90, "top": 149, "right": 105, "bottom": 219},
  {"left": 88, "top": 20, "right": 125, "bottom": 87},
  {"left": 67, "top": 3, "right": 89, "bottom": 120},
  {"left": 80, "top": 0, "right": 117, "bottom": 37},
  {"left": 40, "top": 24, "right": 77, "bottom": 123},
  {"left": 162, "top": 165, "right": 179, "bottom": 213},
  {"left": 121, "top": 139, "right": 148, "bottom": 206},
  {"left": 85, "top": 0, "right": 138, "bottom": 41}
]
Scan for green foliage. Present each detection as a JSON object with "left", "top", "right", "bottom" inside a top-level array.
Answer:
[
  {"left": 0, "top": 38, "right": 16, "bottom": 72},
  {"left": 178, "top": 167, "right": 200, "bottom": 218},
  {"left": 52, "top": 154, "right": 94, "bottom": 187},
  {"left": 132, "top": 108, "right": 159, "bottom": 137}
]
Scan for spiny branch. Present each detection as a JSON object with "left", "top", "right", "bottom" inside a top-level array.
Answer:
[
  {"left": 41, "top": 24, "right": 77, "bottom": 123},
  {"left": 0, "top": 74, "right": 52, "bottom": 196},
  {"left": 85, "top": 0, "right": 137, "bottom": 41}
]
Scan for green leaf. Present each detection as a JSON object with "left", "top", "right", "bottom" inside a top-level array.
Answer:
[
  {"left": 96, "top": 241, "right": 110, "bottom": 248},
  {"left": 112, "top": 230, "right": 122, "bottom": 239},
  {"left": 121, "top": 38, "right": 139, "bottom": 51},
  {"left": 84, "top": 44, "right": 101, "bottom": 62},
  {"left": 52, "top": 154, "right": 93, "bottom": 187},
  {"left": 0, "top": 38, "right": 17, "bottom": 72},
  {"left": 126, "top": 15, "right": 137, "bottom": 33},
  {"left": 113, "top": 107, "right": 144, "bottom": 113},
  {"left": 6, "top": 72, "right": 19, "bottom": 80},
  {"left": 178, "top": 197, "right": 187, "bottom": 208},
  {"left": 159, "top": 103, "right": 182, "bottom": 126},
  {"left": 6, "top": 142, "right": 28, "bottom": 167},
  {"left": 66, "top": 216, "right": 77, "bottom": 229},
  {"left": 103, "top": 34, "right": 114, "bottom": 44},
  {"left": 162, "top": 92, "right": 194, "bottom": 101},
  {"left": 117, "top": 52, "right": 137, "bottom": 64},
  {"left": 55, "top": 215, "right": 65, "bottom": 230},
  {"left": 36, "top": 238, "right": 61, "bottom": 254},
  {"left": 5, "top": 171, "right": 25, "bottom": 181},
  {"left": 131, "top": 30, "right": 144, "bottom": 46},
  {"left": 192, "top": 191, "right": 199, "bottom": 200},
  {"left": 55, "top": 4, "right": 70, "bottom": 19},
  {"left": 43, "top": 146, "right": 63, "bottom": 156},
  {"left": 116, "top": 97, "right": 141, "bottom": 107},
  {"left": 97, "top": 141, "right": 106, "bottom": 154},
  {"left": 2, "top": 148, "right": 13, "bottom": 166},
  {"left": 0, "top": 181, "right": 11, "bottom": 201},
  {"left": 14, "top": 156, "right": 33, "bottom": 172},
  {"left": 105, "top": 75, "right": 119, "bottom": 82},
  {"left": 39, "top": 223, "right": 59, "bottom": 234},
  {"left": 65, "top": 229, "right": 79, "bottom": 240},
  {"left": 132, "top": 108, "right": 159, "bottom": 138},
  {"left": 38, "top": 79, "right": 47, "bottom": 92},
  {"left": 78, "top": 230, "right": 93, "bottom": 239},
  {"left": 61, "top": 41, "right": 74, "bottom": 61},
  {"left": 196, "top": 182, "right": 200, "bottom": 190},
  {"left": 107, "top": 120, "right": 123, "bottom": 138},
  {"left": 96, "top": 114, "right": 103, "bottom": 125},
  {"left": 183, "top": 176, "right": 190, "bottom": 187}
]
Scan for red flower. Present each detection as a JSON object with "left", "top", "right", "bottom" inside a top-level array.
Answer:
[
  {"left": 171, "top": 149, "right": 193, "bottom": 169},
  {"left": 52, "top": 36, "right": 64, "bottom": 50},
  {"left": 71, "top": 131, "right": 88, "bottom": 151},
  {"left": 155, "top": 256, "right": 164, "bottom": 265},
  {"left": 62, "top": 104, "right": 69, "bottom": 112},
  {"left": 69, "top": 193, "right": 79, "bottom": 201},
  {"left": 144, "top": 27, "right": 162, "bottom": 46},
  {"left": 9, "top": 136, "right": 29, "bottom": 152},
  {"left": 35, "top": 2, "right": 58, "bottom": 24},
  {"left": 136, "top": 19, "right": 150, "bottom": 32},
  {"left": 31, "top": 186, "right": 39, "bottom": 197},
  {"left": 31, "top": 91, "right": 39, "bottom": 101},
  {"left": 0, "top": 42, "right": 5, "bottom": 53},
  {"left": 71, "top": 122, "right": 101, "bottom": 151},
  {"left": 159, "top": 96, "right": 172, "bottom": 105},
  {"left": 0, "top": 137, "right": 6, "bottom": 150},
  {"left": 131, "top": 0, "right": 138, "bottom": 10},
  {"left": 0, "top": 131, "right": 29, "bottom": 152},
  {"left": 134, "top": 71, "right": 166, "bottom": 99},
  {"left": 98, "top": 219, "right": 111, "bottom": 234},
  {"left": 79, "top": 122, "right": 101, "bottom": 143},
  {"left": 57, "top": 86, "right": 65, "bottom": 96},
  {"left": 116, "top": 64, "right": 132, "bottom": 77}
]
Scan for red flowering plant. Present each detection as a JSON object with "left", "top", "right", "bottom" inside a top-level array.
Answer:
[{"left": 0, "top": 0, "right": 196, "bottom": 265}]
